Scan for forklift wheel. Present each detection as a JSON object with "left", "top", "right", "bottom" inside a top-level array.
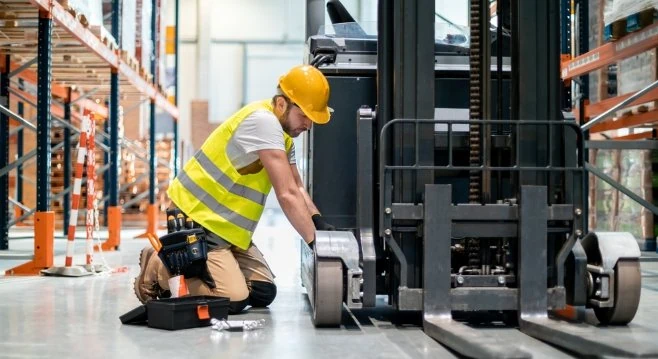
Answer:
[
  {"left": 594, "top": 259, "right": 641, "bottom": 326},
  {"left": 312, "top": 258, "right": 343, "bottom": 327}
]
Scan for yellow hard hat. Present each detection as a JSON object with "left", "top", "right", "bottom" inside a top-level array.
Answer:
[{"left": 278, "top": 65, "right": 332, "bottom": 124}]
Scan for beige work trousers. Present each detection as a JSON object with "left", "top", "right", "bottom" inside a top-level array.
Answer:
[{"left": 146, "top": 240, "right": 275, "bottom": 302}]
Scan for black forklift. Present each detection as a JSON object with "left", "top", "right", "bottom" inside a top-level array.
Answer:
[{"left": 300, "top": 1, "right": 653, "bottom": 357}]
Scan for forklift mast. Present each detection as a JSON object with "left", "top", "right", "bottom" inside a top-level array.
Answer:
[{"left": 301, "top": 1, "right": 646, "bottom": 357}]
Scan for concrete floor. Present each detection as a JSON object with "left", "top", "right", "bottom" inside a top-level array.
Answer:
[{"left": 1, "top": 210, "right": 658, "bottom": 358}]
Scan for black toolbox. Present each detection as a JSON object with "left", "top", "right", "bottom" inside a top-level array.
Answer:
[{"left": 121, "top": 296, "right": 229, "bottom": 330}]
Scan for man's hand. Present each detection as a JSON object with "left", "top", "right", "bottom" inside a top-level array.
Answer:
[{"left": 312, "top": 214, "right": 336, "bottom": 231}]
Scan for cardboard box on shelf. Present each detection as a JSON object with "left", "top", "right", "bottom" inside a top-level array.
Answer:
[
  {"left": 604, "top": 0, "right": 658, "bottom": 26},
  {"left": 135, "top": 0, "right": 153, "bottom": 67},
  {"left": 121, "top": 0, "right": 137, "bottom": 55},
  {"left": 604, "top": 0, "right": 657, "bottom": 41}
]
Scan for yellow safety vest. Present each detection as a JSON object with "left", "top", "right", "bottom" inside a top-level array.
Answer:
[{"left": 167, "top": 99, "right": 294, "bottom": 250}]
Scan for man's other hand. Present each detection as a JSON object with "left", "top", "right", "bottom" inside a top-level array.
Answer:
[{"left": 312, "top": 214, "right": 336, "bottom": 231}]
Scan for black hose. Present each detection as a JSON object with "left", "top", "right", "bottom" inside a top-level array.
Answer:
[
  {"left": 310, "top": 55, "right": 323, "bottom": 67},
  {"left": 311, "top": 55, "right": 332, "bottom": 68}
]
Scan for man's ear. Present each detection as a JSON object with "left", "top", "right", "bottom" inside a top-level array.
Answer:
[
  {"left": 277, "top": 96, "right": 289, "bottom": 112},
  {"left": 274, "top": 96, "right": 288, "bottom": 118}
]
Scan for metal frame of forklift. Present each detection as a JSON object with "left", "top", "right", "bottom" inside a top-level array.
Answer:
[{"left": 302, "top": 0, "right": 655, "bottom": 358}]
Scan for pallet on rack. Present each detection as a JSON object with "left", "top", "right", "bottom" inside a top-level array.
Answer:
[
  {"left": 0, "top": 11, "right": 18, "bottom": 28},
  {"left": 120, "top": 50, "right": 140, "bottom": 73},
  {"left": 89, "top": 25, "right": 119, "bottom": 52},
  {"left": 605, "top": 8, "right": 657, "bottom": 42}
]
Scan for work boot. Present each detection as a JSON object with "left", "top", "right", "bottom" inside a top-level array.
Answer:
[{"left": 133, "top": 246, "right": 168, "bottom": 303}]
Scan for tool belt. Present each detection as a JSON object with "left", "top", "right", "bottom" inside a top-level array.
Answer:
[{"left": 158, "top": 208, "right": 216, "bottom": 289}]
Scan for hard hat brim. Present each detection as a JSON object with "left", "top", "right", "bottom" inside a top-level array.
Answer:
[{"left": 305, "top": 107, "right": 332, "bottom": 125}]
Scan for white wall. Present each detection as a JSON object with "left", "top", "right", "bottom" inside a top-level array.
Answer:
[
  {"left": 436, "top": 0, "right": 469, "bottom": 27},
  {"left": 176, "top": 0, "right": 469, "bottom": 153},
  {"left": 245, "top": 44, "right": 306, "bottom": 103},
  {"left": 177, "top": 0, "right": 386, "bottom": 131},
  {"left": 172, "top": 0, "right": 197, "bottom": 157},
  {"left": 211, "top": 1, "right": 304, "bottom": 42},
  {"left": 176, "top": 0, "right": 308, "bottom": 124}
]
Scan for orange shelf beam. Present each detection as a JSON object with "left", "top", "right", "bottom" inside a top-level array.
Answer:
[
  {"left": 7, "top": 61, "right": 67, "bottom": 100},
  {"left": 12, "top": 87, "right": 65, "bottom": 119},
  {"left": 28, "top": 0, "right": 178, "bottom": 120},
  {"left": 561, "top": 22, "right": 658, "bottom": 80},
  {"left": 586, "top": 87, "right": 658, "bottom": 118},
  {"left": 613, "top": 131, "right": 654, "bottom": 140},
  {"left": 590, "top": 109, "right": 658, "bottom": 133},
  {"left": 119, "top": 61, "right": 179, "bottom": 119},
  {"left": 156, "top": 93, "right": 179, "bottom": 120},
  {"left": 29, "top": 0, "right": 49, "bottom": 10},
  {"left": 48, "top": 0, "right": 119, "bottom": 66},
  {"left": 6, "top": 60, "right": 108, "bottom": 118},
  {"left": 70, "top": 94, "right": 108, "bottom": 118},
  {"left": 119, "top": 61, "right": 155, "bottom": 98}
]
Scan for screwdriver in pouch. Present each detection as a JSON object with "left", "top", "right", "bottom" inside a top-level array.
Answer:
[
  {"left": 167, "top": 215, "right": 177, "bottom": 233},
  {"left": 176, "top": 213, "right": 185, "bottom": 231}
]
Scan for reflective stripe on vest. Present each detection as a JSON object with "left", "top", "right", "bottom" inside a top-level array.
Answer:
[
  {"left": 167, "top": 99, "right": 293, "bottom": 250},
  {"left": 193, "top": 151, "right": 266, "bottom": 205},
  {"left": 176, "top": 171, "right": 259, "bottom": 232}
]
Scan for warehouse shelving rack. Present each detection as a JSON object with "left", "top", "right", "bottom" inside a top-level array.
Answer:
[
  {"left": 0, "top": 0, "right": 179, "bottom": 275},
  {"left": 560, "top": 0, "right": 658, "bottom": 250},
  {"left": 562, "top": 13, "right": 658, "bottom": 136}
]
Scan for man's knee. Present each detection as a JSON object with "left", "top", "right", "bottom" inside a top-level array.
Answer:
[
  {"left": 249, "top": 281, "right": 277, "bottom": 307},
  {"left": 229, "top": 298, "right": 249, "bottom": 314},
  {"left": 219, "top": 282, "right": 249, "bottom": 314},
  {"left": 225, "top": 286, "right": 250, "bottom": 314}
]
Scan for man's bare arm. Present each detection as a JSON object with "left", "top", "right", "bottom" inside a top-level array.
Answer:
[
  {"left": 290, "top": 163, "right": 320, "bottom": 216},
  {"left": 290, "top": 163, "right": 335, "bottom": 231},
  {"left": 259, "top": 149, "right": 315, "bottom": 244}
]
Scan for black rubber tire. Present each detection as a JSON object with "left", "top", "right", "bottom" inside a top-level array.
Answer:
[
  {"left": 594, "top": 259, "right": 641, "bottom": 326},
  {"left": 312, "top": 258, "right": 343, "bottom": 327}
]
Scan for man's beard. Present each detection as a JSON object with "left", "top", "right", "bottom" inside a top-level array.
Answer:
[{"left": 280, "top": 108, "right": 294, "bottom": 136}]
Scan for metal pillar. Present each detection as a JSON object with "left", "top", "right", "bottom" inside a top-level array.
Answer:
[
  {"left": 63, "top": 88, "right": 72, "bottom": 236},
  {"left": 173, "top": 0, "right": 179, "bottom": 176},
  {"left": 513, "top": 0, "right": 559, "bottom": 187},
  {"left": 392, "top": 0, "right": 435, "bottom": 199},
  {"left": 110, "top": 0, "right": 121, "bottom": 209},
  {"left": 103, "top": 106, "right": 109, "bottom": 226},
  {"left": 150, "top": 0, "right": 157, "bottom": 206},
  {"left": 0, "top": 55, "right": 9, "bottom": 249},
  {"left": 376, "top": 0, "right": 393, "bottom": 133},
  {"left": 390, "top": 0, "right": 435, "bottom": 291},
  {"left": 144, "top": 0, "right": 159, "bottom": 236},
  {"left": 561, "top": 0, "right": 572, "bottom": 110},
  {"left": 16, "top": 79, "right": 24, "bottom": 222},
  {"left": 36, "top": 11, "right": 52, "bottom": 214},
  {"left": 7, "top": 9, "right": 55, "bottom": 274},
  {"left": 306, "top": 0, "right": 325, "bottom": 40},
  {"left": 576, "top": 0, "right": 590, "bottom": 231},
  {"left": 376, "top": 0, "right": 393, "bottom": 241},
  {"left": 98, "top": 0, "right": 122, "bottom": 251},
  {"left": 576, "top": 0, "right": 589, "bottom": 97},
  {"left": 149, "top": 104, "right": 156, "bottom": 204}
]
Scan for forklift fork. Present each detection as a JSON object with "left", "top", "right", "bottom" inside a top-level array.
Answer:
[{"left": 422, "top": 184, "right": 653, "bottom": 358}]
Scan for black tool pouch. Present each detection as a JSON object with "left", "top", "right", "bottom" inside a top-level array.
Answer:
[{"left": 157, "top": 228, "right": 216, "bottom": 289}]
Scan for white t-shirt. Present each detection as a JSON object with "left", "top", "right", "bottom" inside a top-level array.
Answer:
[{"left": 225, "top": 110, "right": 295, "bottom": 172}]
